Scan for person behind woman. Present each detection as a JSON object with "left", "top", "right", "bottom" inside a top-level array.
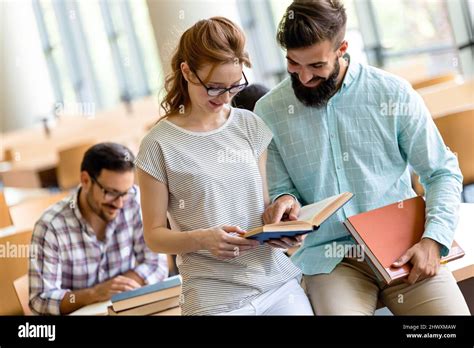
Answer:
[
  {"left": 231, "top": 83, "right": 269, "bottom": 111},
  {"left": 135, "top": 17, "right": 312, "bottom": 315}
]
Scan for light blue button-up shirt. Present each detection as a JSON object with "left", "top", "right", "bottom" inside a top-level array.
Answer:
[{"left": 255, "top": 56, "right": 463, "bottom": 275}]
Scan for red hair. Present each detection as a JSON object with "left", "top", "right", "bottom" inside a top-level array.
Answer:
[{"left": 161, "top": 17, "right": 251, "bottom": 116}]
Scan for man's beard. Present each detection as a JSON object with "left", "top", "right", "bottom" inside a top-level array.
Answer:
[
  {"left": 86, "top": 189, "right": 114, "bottom": 222},
  {"left": 290, "top": 58, "right": 340, "bottom": 108}
]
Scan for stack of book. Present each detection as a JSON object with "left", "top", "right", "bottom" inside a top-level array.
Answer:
[{"left": 108, "top": 275, "right": 182, "bottom": 316}]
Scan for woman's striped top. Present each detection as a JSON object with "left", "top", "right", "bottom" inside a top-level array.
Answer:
[{"left": 135, "top": 107, "right": 301, "bottom": 315}]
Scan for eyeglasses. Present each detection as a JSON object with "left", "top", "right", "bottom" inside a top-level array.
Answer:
[
  {"left": 192, "top": 70, "right": 249, "bottom": 97},
  {"left": 91, "top": 176, "right": 136, "bottom": 203}
]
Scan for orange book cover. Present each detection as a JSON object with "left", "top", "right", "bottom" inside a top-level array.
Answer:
[{"left": 343, "top": 196, "right": 464, "bottom": 284}]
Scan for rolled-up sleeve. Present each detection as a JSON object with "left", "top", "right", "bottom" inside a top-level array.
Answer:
[
  {"left": 29, "top": 222, "right": 69, "bottom": 315},
  {"left": 397, "top": 85, "right": 463, "bottom": 256}
]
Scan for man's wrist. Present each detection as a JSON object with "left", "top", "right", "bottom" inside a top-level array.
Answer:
[
  {"left": 273, "top": 193, "right": 299, "bottom": 204},
  {"left": 123, "top": 270, "right": 146, "bottom": 286},
  {"left": 421, "top": 237, "right": 442, "bottom": 253},
  {"left": 87, "top": 286, "right": 99, "bottom": 303}
]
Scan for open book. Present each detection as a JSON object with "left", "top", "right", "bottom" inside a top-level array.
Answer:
[{"left": 243, "top": 192, "right": 354, "bottom": 243}]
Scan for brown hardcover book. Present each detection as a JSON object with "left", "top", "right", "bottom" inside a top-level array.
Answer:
[
  {"left": 152, "top": 305, "right": 182, "bottom": 316},
  {"left": 343, "top": 196, "right": 465, "bottom": 284},
  {"left": 109, "top": 296, "right": 180, "bottom": 316},
  {"left": 107, "top": 305, "right": 117, "bottom": 316}
]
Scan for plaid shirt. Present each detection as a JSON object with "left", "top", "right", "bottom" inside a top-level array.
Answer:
[{"left": 29, "top": 186, "right": 168, "bottom": 315}]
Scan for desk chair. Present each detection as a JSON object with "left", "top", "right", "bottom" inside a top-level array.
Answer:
[
  {"left": 13, "top": 274, "right": 32, "bottom": 315},
  {"left": 0, "top": 229, "right": 33, "bottom": 315},
  {"left": 411, "top": 107, "right": 474, "bottom": 201},
  {"left": 0, "top": 192, "right": 13, "bottom": 228},
  {"left": 412, "top": 73, "right": 457, "bottom": 90},
  {"left": 56, "top": 142, "right": 94, "bottom": 190}
]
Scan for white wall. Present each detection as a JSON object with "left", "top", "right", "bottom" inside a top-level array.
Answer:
[
  {"left": 0, "top": 0, "right": 55, "bottom": 132},
  {"left": 146, "top": 0, "right": 242, "bottom": 77}
]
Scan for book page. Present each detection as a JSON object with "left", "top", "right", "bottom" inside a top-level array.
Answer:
[
  {"left": 298, "top": 193, "right": 346, "bottom": 223},
  {"left": 69, "top": 300, "right": 112, "bottom": 316},
  {"left": 244, "top": 192, "right": 351, "bottom": 237}
]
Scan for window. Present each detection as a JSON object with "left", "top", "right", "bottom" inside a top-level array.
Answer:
[
  {"left": 371, "top": 0, "right": 459, "bottom": 74},
  {"left": 374, "top": 0, "right": 454, "bottom": 52},
  {"left": 32, "top": 0, "right": 76, "bottom": 105},
  {"left": 77, "top": 0, "right": 118, "bottom": 108},
  {"left": 32, "top": 0, "right": 163, "bottom": 113}
]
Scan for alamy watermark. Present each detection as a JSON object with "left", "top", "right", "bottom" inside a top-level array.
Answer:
[
  {"left": 18, "top": 322, "right": 55, "bottom": 341},
  {"left": 55, "top": 102, "right": 96, "bottom": 118},
  {"left": 380, "top": 99, "right": 417, "bottom": 117},
  {"left": 324, "top": 242, "right": 365, "bottom": 262},
  {"left": 0, "top": 242, "right": 38, "bottom": 259},
  {"left": 217, "top": 147, "right": 255, "bottom": 164}
]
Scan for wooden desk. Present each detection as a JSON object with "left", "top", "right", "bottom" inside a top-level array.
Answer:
[
  {"left": 1, "top": 96, "right": 159, "bottom": 154},
  {"left": 0, "top": 225, "right": 18, "bottom": 238},
  {"left": 69, "top": 300, "right": 182, "bottom": 316},
  {"left": 2, "top": 187, "right": 63, "bottom": 206},
  {"left": 9, "top": 191, "right": 70, "bottom": 231},
  {"left": 0, "top": 156, "right": 58, "bottom": 188},
  {"left": 385, "top": 61, "right": 430, "bottom": 85},
  {"left": 0, "top": 97, "right": 161, "bottom": 188},
  {"left": 418, "top": 79, "right": 474, "bottom": 117}
]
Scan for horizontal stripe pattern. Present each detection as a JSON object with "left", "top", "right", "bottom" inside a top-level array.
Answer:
[{"left": 135, "top": 107, "right": 301, "bottom": 315}]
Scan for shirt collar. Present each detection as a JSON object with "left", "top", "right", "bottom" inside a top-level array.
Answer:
[
  {"left": 341, "top": 53, "right": 360, "bottom": 89},
  {"left": 71, "top": 185, "right": 93, "bottom": 236}
]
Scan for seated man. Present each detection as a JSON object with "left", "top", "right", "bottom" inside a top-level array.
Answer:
[{"left": 29, "top": 142, "right": 168, "bottom": 315}]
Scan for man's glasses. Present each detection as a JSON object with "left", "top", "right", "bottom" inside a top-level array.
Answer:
[
  {"left": 91, "top": 176, "right": 136, "bottom": 203},
  {"left": 192, "top": 69, "right": 249, "bottom": 97}
]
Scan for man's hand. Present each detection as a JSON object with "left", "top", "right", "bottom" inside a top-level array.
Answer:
[
  {"left": 263, "top": 195, "right": 302, "bottom": 249},
  {"left": 266, "top": 234, "right": 304, "bottom": 249},
  {"left": 263, "top": 195, "right": 300, "bottom": 224},
  {"left": 92, "top": 275, "right": 141, "bottom": 302},
  {"left": 392, "top": 238, "right": 442, "bottom": 284},
  {"left": 122, "top": 270, "right": 146, "bottom": 286}
]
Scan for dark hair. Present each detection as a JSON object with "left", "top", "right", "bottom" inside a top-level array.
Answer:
[
  {"left": 80, "top": 142, "right": 135, "bottom": 179},
  {"left": 276, "top": 0, "right": 347, "bottom": 50},
  {"left": 231, "top": 84, "right": 269, "bottom": 111}
]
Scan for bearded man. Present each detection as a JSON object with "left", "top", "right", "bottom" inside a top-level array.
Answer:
[
  {"left": 29, "top": 142, "right": 168, "bottom": 315},
  {"left": 256, "top": 0, "right": 470, "bottom": 315}
]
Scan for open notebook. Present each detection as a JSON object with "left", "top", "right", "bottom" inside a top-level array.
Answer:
[{"left": 243, "top": 192, "right": 354, "bottom": 243}]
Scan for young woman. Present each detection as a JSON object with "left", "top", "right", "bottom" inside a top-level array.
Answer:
[{"left": 135, "top": 17, "right": 313, "bottom": 316}]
